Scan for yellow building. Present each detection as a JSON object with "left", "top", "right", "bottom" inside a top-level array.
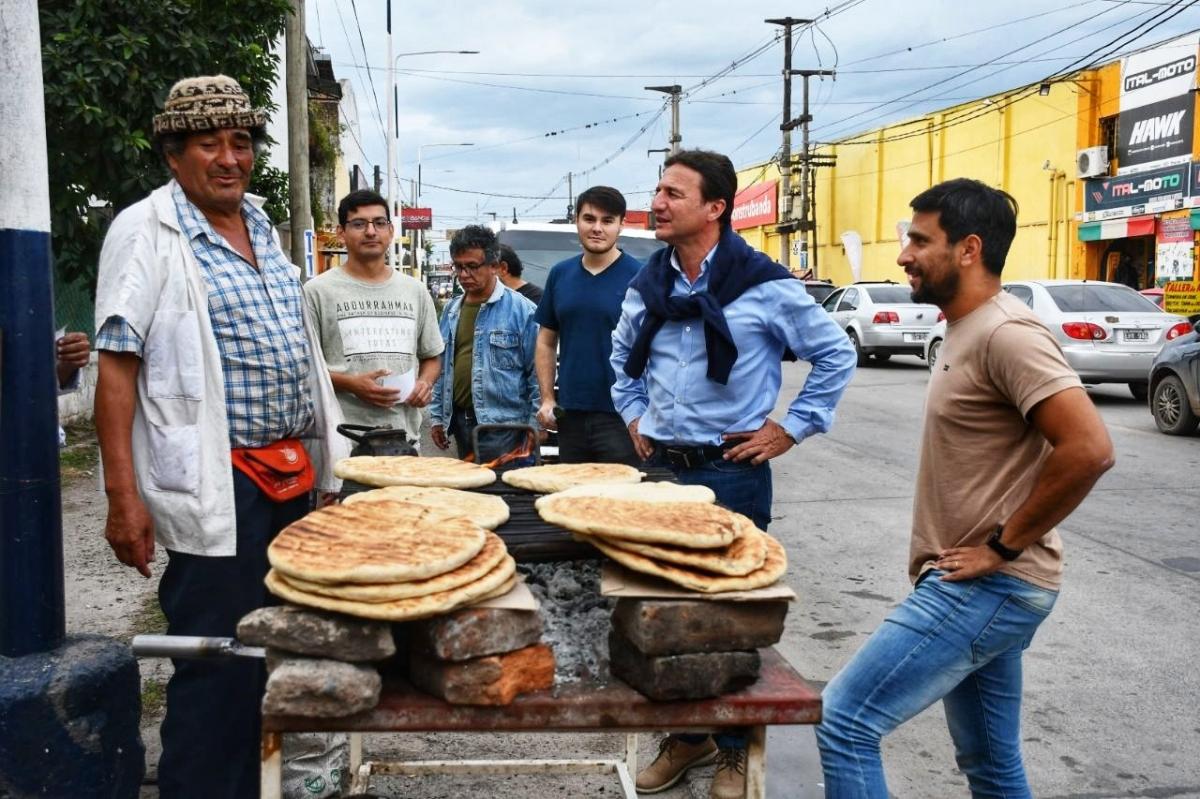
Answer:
[{"left": 732, "top": 31, "right": 1200, "bottom": 301}]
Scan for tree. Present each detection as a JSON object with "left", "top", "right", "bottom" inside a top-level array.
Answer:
[{"left": 39, "top": 0, "right": 293, "bottom": 289}]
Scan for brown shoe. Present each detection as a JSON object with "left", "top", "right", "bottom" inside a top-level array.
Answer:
[
  {"left": 709, "top": 747, "right": 747, "bottom": 799},
  {"left": 635, "top": 735, "right": 718, "bottom": 794}
]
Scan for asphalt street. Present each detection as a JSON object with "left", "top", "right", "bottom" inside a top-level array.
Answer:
[{"left": 767, "top": 354, "right": 1200, "bottom": 799}]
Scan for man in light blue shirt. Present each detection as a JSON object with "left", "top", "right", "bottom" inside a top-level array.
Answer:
[{"left": 610, "top": 149, "right": 856, "bottom": 799}]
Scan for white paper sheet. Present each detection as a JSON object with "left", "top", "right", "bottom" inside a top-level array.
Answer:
[{"left": 379, "top": 367, "right": 416, "bottom": 401}]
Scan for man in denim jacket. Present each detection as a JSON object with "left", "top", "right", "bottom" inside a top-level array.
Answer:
[{"left": 430, "top": 225, "right": 539, "bottom": 459}]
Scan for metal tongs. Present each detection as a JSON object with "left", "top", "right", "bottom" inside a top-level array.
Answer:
[{"left": 131, "top": 634, "right": 266, "bottom": 660}]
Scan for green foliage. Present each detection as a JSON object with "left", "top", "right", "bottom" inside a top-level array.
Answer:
[
  {"left": 39, "top": 0, "right": 292, "bottom": 289},
  {"left": 250, "top": 160, "right": 289, "bottom": 225}
]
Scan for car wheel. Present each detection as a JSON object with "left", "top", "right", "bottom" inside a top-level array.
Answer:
[
  {"left": 873, "top": 352, "right": 892, "bottom": 362},
  {"left": 847, "top": 330, "right": 869, "bottom": 367},
  {"left": 927, "top": 338, "right": 942, "bottom": 372},
  {"left": 1129, "top": 381, "right": 1149, "bottom": 401},
  {"left": 1152, "top": 375, "right": 1199, "bottom": 435}
]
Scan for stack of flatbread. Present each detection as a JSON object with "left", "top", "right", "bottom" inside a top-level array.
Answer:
[
  {"left": 265, "top": 500, "right": 516, "bottom": 621},
  {"left": 501, "top": 462, "right": 644, "bottom": 493},
  {"left": 335, "top": 455, "right": 496, "bottom": 488},
  {"left": 535, "top": 483, "right": 786, "bottom": 594}
]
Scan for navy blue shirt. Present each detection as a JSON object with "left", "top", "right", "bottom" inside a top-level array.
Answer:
[{"left": 535, "top": 251, "right": 643, "bottom": 412}]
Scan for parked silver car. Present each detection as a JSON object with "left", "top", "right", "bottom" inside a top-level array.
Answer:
[
  {"left": 820, "top": 281, "right": 941, "bottom": 366},
  {"left": 923, "top": 280, "right": 1192, "bottom": 399}
]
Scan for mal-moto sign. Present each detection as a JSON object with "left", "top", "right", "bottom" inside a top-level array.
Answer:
[
  {"left": 401, "top": 207, "right": 433, "bottom": 230},
  {"left": 1084, "top": 163, "right": 1189, "bottom": 214},
  {"left": 731, "top": 180, "right": 778, "bottom": 231}
]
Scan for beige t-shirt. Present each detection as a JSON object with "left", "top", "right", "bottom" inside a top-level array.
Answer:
[{"left": 910, "top": 291, "right": 1082, "bottom": 590}]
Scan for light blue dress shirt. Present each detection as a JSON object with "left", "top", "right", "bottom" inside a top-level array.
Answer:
[{"left": 610, "top": 245, "right": 856, "bottom": 446}]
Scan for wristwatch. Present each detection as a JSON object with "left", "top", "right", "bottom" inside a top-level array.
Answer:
[{"left": 986, "top": 524, "right": 1022, "bottom": 561}]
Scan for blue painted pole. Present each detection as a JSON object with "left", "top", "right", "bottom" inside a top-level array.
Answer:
[{"left": 0, "top": 1, "right": 65, "bottom": 656}]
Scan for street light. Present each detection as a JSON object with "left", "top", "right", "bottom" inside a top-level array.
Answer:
[
  {"left": 414, "top": 142, "right": 473, "bottom": 279},
  {"left": 384, "top": 43, "right": 479, "bottom": 265}
]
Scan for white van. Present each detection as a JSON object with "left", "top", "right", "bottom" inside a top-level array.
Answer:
[{"left": 486, "top": 221, "right": 663, "bottom": 286}]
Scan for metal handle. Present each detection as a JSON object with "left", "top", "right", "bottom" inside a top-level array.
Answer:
[{"left": 131, "top": 634, "right": 266, "bottom": 660}]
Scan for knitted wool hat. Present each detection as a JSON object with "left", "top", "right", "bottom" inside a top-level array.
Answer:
[{"left": 153, "top": 75, "right": 267, "bottom": 135}]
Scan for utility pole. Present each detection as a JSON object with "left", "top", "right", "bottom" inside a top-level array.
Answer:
[
  {"left": 791, "top": 69, "right": 836, "bottom": 277},
  {"left": 285, "top": 0, "right": 311, "bottom": 273},
  {"left": 646, "top": 84, "right": 682, "bottom": 156},
  {"left": 566, "top": 172, "right": 574, "bottom": 221},
  {"left": 766, "top": 17, "right": 810, "bottom": 269}
]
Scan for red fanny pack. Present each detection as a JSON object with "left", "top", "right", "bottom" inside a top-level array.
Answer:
[{"left": 230, "top": 439, "right": 314, "bottom": 502}]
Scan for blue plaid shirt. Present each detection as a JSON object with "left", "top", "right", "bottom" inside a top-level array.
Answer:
[{"left": 97, "top": 183, "right": 314, "bottom": 447}]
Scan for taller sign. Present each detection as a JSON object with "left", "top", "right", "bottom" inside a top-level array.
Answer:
[{"left": 1118, "top": 33, "right": 1199, "bottom": 175}]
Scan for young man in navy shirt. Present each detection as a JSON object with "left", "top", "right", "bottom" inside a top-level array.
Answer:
[{"left": 534, "top": 186, "right": 643, "bottom": 464}]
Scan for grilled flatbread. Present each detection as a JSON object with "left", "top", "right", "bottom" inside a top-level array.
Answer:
[
  {"left": 268, "top": 500, "right": 486, "bottom": 584},
  {"left": 343, "top": 486, "right": 510, "bottom": 530},
  {"left": 588, "top": 517, "right": 767, "bottom": 576},
  {"left": 264, "top": 555, "right": 517, "bottom": 621},
  {"left": 334, "top": 456, "right": 496, "bottom": 489},
  {"left": 537, "top": 495, "right": 739, "bottom": 549},
  {"left": 581, "top": 533, "right": 787, "bottom": 593},
  {"left": 273, "top": 532, "right": 507, "bottom": 602},
  {"left": 536, "top": 482, "right": 716, "bottom": 507},
  {"left": 501, "top": 463, "right": 644, "bottom": 494}
]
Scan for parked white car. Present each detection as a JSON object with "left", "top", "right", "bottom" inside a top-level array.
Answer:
[
  {"left": 820, "top": 281, "right": 942, "bottom": 366},
  {"left": 923, "top": 280, "right": 1192, "bottom": 399}
]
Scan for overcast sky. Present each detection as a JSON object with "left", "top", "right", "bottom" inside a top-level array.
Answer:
[{"left": 301, "top": 0, "right": 1200, "bottom": 247}]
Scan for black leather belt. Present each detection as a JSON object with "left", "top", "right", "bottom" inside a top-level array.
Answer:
[{"left": 658, "top": 442, "right": 732, "bottom": 469}]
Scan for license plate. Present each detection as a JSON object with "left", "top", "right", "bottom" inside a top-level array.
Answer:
[
  {"left": 1122, "top": 330, "right": 1149, "bottom": 342},
  {"left": 904, "top": 332, "right": 928, "bottom": 343}
]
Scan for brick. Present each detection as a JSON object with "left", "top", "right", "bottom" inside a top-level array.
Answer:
[
  {"left": 263, "top": 657, "right": 381, "bottom": 717},
  {"left": 410, "top": 607, "right": 543, "bottom": 661},
  {"left": 608, "top": 630, "right": 760, "bottom": 701},
  {"left": 237, "top": 605, "right": 396, "bottom": 661},
  {"left": 610, "top": 599, "right": 787, "bottom": 656},
  {"left": 408, "top": 643, "right": 555, "bottom": 705}
]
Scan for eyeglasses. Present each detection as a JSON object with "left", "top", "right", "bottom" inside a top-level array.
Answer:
[
  {"left": 452, "top": 262, "right": 491, "bottom": 273},
  {"left": 344, "top": 217, "right": 393, "bottom": 232}
]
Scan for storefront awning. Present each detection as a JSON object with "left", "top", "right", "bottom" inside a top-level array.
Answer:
[{"left": 1078, "top": 216, "right": 1157, "bottom": 242}]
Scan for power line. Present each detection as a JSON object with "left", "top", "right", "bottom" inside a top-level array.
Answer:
[{"left": 347, "top": 0, "right": 388, "bottom": 141}]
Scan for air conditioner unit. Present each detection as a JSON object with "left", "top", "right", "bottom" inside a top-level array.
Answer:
[{"left": 1077, "top": 146, "right": 1110, "bottom": 179}]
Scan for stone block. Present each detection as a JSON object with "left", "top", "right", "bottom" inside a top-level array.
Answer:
[
  {"left": 410, "top": 606, "right": 543, "bottom": 661},
  {"left": 608, "top": 629, "right": 760, "bottom": 701},
  {"left": 263, "top": 658, "right": 381, "bottom": 717},
  {"left": 409, "top": 643, "right": 555, "bottom": 705},
  {"left": 0, "top": 636, "right": 144, "bottom": 798},
  {"left": 237, "top": 605, "right": 395, "bottom": 661},
  {"left": 610, "top": 598, "right": 787, "bottom": 656}
]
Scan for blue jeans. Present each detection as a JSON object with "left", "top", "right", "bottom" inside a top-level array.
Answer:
[
  {"left": 816, "top": 570, "right": 1058, "bottom": 798},
  {"left": 665, "top": 454, "right": 772, "bottom": 751}
]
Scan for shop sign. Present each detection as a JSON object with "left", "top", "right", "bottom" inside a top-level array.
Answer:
[
  {"left": 1117, "top": 94, "right": 1194, "bottom": 175},
  {"left": 1156, "top": 212, "right": 1194, "bottom": 283},
  {"left": 1083, "top": 162, "right": 1189, "bottom": 217},
  {"left": 401, "top": 207, "right": 433, "bottom": 230},
  {"left": 731, "top": 180, "right": 778, "bottom": 231},
  {"left": 1121, "top": 33, "right": 1199, "bottom": 111},
  {"left": 1163, "top": 280, "right": 1200, "bottom": 315}
]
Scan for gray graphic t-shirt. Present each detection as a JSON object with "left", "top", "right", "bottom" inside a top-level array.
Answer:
[{"left": 304, "top": 268, "right": 444, "bottom": 440}]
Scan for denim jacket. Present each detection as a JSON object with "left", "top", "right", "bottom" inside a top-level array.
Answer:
[{"left": 431, "top": 281, "right": 540, "bottom": 428}]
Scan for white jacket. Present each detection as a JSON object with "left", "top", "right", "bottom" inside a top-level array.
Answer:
[{"left": 94, "top": 182, "right": 348, "bottom": 556}]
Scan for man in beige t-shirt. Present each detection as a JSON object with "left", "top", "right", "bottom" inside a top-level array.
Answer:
[{"left": 817, "top": 178, "right": 1115, "bottom": 797}]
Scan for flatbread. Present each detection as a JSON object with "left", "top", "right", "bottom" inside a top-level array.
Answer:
[
  {"left": 268, "top": 500, "right": 486, "bottom": 584},
  {"left": 272, "top": 532, "right": 507, "bottom": 602},
  {"left": 334, "top": 456, "right": 496, "bottom": 489},
  {"left": 501, "top": 463, "right": 644, "bottom": 494},
  {"left": 474, "top": 573, "right": 517, "bottom": 602},
  {"left": 536, "top": 482, "right": 716, "bottom": 506},
  {"left": 580, "top": 533, "right": 787, "bottom": 593},
  {"left": 537, "top": 495, "right": 739, "bottom": 549},
  {"left": 589, "top": 517, "right": 767, "bottom": 576},
  {"left": 264, "top": 555, "right": 517, "bottom": 621},
  {"left": 343, "top": 486, "right": 510, "bottom": 530}
]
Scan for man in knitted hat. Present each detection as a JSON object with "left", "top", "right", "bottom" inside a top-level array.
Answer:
[{"left": 93, "top": 75, "right": 348, "bottom": 797}]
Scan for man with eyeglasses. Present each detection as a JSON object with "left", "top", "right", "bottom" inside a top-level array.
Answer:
[
  {"left": 431, "top": 225, "right": 540, "bottom": 460},
  {"left": 304, "top": 190, "right": 443, "bottom": 449}
]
